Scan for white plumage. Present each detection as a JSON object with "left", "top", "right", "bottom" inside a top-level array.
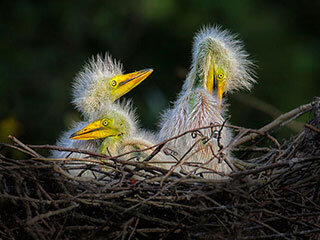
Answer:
[
  {"left": 62, "top": 102, "right": 170, "bottom": 175},
  {"left": 52, "top": 53, "right": 165, "bottom": 177},
  {"left": 159, "top": 26, "right": 256, "bottom": 179},
  {"left": 71, "top": 54, "right": 123, "bottom": 120},
  {"left": 190, "top": 26, "right": 255, "bottom": 93}
]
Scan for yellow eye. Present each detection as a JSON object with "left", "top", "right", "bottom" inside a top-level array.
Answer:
[
  {"left": 102, "top": 120, "right": 109, "bottom": 126},
  {"left": 217, "top": 72, "right": 224, "bottom": 79},
  {"left": 110, "top": 80, "right": 117, "bottom": 88}
]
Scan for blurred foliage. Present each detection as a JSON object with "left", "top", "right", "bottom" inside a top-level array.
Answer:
[
  {"left": 0, "top": 0, "right": 319, "bottom": 145},
  {"left": 0, "top": 117, "right": 20, "bottom": 142}
]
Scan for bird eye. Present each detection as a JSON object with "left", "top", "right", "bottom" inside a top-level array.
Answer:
[
  {"left": 110, "top": 80, "right": 117, "bottom": 88},
  {"left": 217, "top": 72, "right": 224, "bottom": 79},
  {"left": 102, "top": 120, "right": 109, "bottom": 126}
]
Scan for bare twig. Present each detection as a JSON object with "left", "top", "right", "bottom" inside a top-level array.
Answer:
[
  {"left": 233, "top": 101, "right": 315, "bottom": 147},
  {"left": 305, "top": 123, "right": 320, "bottom": 133},
  {"left": 25, "top": 204, "right": 79, "bottom": 225},
  {"left": 8, "top": 135, "right": 42, "bottom": 158}
]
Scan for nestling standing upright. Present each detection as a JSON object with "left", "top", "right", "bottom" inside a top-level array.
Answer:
[{"left": 159, "top": 26, "right": 256, "bottom": 179}]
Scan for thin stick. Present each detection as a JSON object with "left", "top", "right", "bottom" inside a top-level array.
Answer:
[
  {"left": 8, "top": 135, "right": 42, "bottom": 158},
  {"left": 25, "top": 204, "right": 79, "bottom": 225},
  {"left": 305, "top": 123, "right": 320, "bottom": 133},
  {"left": 233, "top": 101, "right": 315, "bottom": 147}
]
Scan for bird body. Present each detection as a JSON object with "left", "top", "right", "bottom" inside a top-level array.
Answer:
[
  {"left": 160, "top": 88, "right": 232, "bottom": 178},
  {"left": 53, "top": 121, "right": 104, "bottom": 178},
  {"left": 159, "top": 26, "right": 255, "bottom": 179},
  {"left": 69, "top": 102, "right": 170, "bottom": 172}
]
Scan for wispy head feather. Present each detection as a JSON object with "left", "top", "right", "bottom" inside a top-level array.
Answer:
[
  {"left": 72, "top": 53, "right": 123, "bottom": 119},
  {"left": 90, "top": 99, "right": 139, "bottom": 133},
  {"left": 186, "top": 25, "right": 256, "bottom": 93}
]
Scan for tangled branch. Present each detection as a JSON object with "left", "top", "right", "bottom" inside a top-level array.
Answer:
[{"left": 0, "top": 98, "right": 319, "bottom": 239}]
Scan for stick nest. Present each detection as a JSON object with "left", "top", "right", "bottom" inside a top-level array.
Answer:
[{"left": 1, "top": 98, "right": 320, "bottom": 240}]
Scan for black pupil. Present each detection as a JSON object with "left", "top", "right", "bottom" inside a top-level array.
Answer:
[{"left": 112, "top": 81, "right": 116, "bottom": 86}]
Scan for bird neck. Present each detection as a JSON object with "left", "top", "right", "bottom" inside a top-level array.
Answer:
[
  {"left": 98, "top": 134, "right": 124, "bottom": 155},
  {"left": 186, "top": 89, "right": 222, "bottom": 115},
  {"left": 84, "top": 82, "right": 113, "bottom": 119}
]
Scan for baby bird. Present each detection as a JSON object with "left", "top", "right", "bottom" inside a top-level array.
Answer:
[
  {"left": 72, "top": 54, "right": 153, "bottom": 120},
  {"left": 159, "top": 26, "right": 255, "bottom": 179},
  {"left": 52, "top": 54, "right": 153, "bottom": 177},
  {"left": 69, "top": 102, "right": 170, "bottom": 174}
]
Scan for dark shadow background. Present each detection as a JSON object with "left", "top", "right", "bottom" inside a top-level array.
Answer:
[{"left": 1, "top": 0, "right": 319, "bottom": 145}]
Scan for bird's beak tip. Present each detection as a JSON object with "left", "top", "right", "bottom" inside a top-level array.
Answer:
[
  {"left": 69, "top": 133, "right": 77, "bottom": 139},
  {"left": 69, "top": 131, "right": 84, "bottom": 140}
]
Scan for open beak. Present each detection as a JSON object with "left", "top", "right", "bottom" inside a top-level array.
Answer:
[
  {"left": 69, "top": 121, "right": 119, "bottom": 140},
  {"left": 110, "top": 68, "right": 153, "bottom": 101}
]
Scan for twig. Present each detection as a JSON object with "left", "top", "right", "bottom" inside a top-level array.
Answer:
[
  {"left": 233, "top": 101, "right": 315, "bottom": 147},
  {"left": 143, "top": 143, "right": 165, "bottom": 162},
  {"left": 128, "top": 218, "right": 139, "bottom": 240},
  {"left": 160, "top": 138, "right": 204, "bottom": 186},
  {"left": 305, "top": 123, "right": 320, "bottom": 133},
  {"left": 25, "top": 204, "right": 79, "bottom": 225},
  {"left": 8, "top": 135, "right": 42, "bottom": 158},
  {"left": 233, "top": 94, "right": 304, "bottom": 132}
]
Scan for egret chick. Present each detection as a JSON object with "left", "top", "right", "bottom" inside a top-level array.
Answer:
[
  {"left": 72, "top": 54, "right": 153, "bottom": 119},
  {"left": 52, "top": 53, "right": 153, "bottom": 177},
  {"left": 159, "top": 26, "right": 255, "bottom": 179},
  {"left": 70, "top": 103, "right": 170, "bottom": 172}
]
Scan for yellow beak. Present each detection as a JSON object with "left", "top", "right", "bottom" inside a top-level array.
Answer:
[
  {"left": 69, "top": 120, "right": 119, "bottom": 140},
  {"left": 205, "top": 55, "right": 225, "bottom": 109},
  {"left": 217, "top": 84, "right": 225, "bottom": 109},
  {"left": 207, "top": 70, "right": 225, "bottom": 109},
  {"left": 110, "top": 68, "right": 153, "bottom": 102},
  {"left": 205, "top": 53, "right": 214, "bottom": 95}
]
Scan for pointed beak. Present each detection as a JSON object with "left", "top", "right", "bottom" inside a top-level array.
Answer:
[
  {"left": 69, "top": 121, "right": 119, "bottom": 140},
  {"left": 204, "top": 54, "right": 225, "bottom": 109},
  {"left": 217, "top": 84, "right": 225, "bottom": 109},
  {"left": 207, "top": 69, "right": 225, "bottom": 109},
  {"left": 111, "top": 68, "right": 153, "bottom": 101},
  {"left": 205, "top": 53, "right": 214, "bottom": 95}
]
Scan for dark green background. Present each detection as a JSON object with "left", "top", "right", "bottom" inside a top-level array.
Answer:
[{"left": 1, "top": 0, "right": 319, "bottom": 145}]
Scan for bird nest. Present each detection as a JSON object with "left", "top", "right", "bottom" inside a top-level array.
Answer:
[{"left": 1, "top": 98, "right": 320, "bottom": 240}]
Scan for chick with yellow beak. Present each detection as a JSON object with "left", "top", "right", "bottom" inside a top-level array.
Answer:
[
  {"left": 70, "top": 107, "right": 134, "bottom": 154},
  {"left": 69, "top": 104, "right": 170, "bottom": 172},
  {"left": 72, "top": 54, "right": 153, "bottom": 120},
  {"left": 159, "top": 26, "right": 256, "bottom": 179},
  {"left": 52, "top": 53, "right": 155, "bottom": 177}
]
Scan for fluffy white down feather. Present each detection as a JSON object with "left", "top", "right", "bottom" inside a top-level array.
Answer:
[
  {"left": 158, "top": 26, "right": 256, "bottom": 179},
  {"left": 71, "top": 54, "right": 123, "bottom": 120},
  {"left": 53, "top": 102, "right": 170, "bottom": 178}
]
